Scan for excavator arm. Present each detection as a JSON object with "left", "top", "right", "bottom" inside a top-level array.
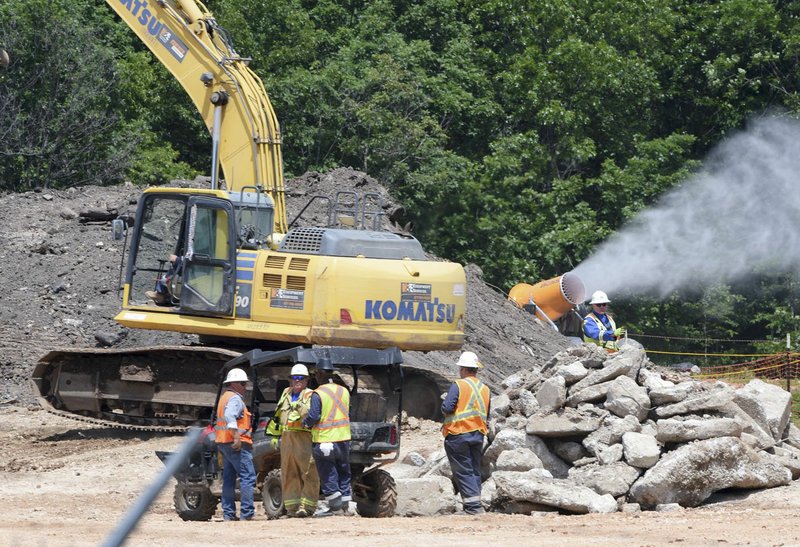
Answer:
[{"left": 107, "top": 0, "right": 287, "bottom": 232}]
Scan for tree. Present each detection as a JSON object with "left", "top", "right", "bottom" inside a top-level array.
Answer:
[{"left": 0, "top": 0, "right": 137, "bottom": 189}]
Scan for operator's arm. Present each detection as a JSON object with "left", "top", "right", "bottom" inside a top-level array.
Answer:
[
  {"left": 224, "top": 394, "right": 245, "bottom": 450},
  {"left": 441, "top": 384, "right": 460, "bottom": 415},
  {"left": 583, "top": 317, "right": 601, "bottom": 341},
  {"left": 302, "top": 392, "right": 322, "bottom": 429}
]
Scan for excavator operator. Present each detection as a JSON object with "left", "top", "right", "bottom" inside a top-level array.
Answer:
[{"left": 146, "top": 254, "right": 183, "bottom": 306}]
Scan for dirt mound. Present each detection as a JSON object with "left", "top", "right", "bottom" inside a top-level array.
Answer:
[{"left": 0, "top": 169, "right": 570, "bottom": 405}]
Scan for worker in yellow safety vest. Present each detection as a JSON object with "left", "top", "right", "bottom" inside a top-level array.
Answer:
[
  {"left": 214, "top": 367, "right": 256, "bottom": 521},
  {"left": 272, "top": 363, "right": 320, "bottom": 518},
  {"left": 302, "top": 357, "right": 353, "bottom": 517},
  {"left": 583, "top": 290, "right": 627, "bottom": 352},
  {"left": 441, "top": 351, "right": 491, "bottom": 515}
]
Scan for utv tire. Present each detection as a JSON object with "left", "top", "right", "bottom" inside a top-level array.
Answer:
[
  {"left": 174, "top": 483, "right": 217, "bottom": 521},
  {"left": 353, "top": 468, "right": 396, "bottom": 518},
  {"left": 262, "top": 469, "right": 285, "bottom": 520}
]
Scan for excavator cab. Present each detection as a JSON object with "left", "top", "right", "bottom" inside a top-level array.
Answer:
[
  {"left": 124, "top": 189, "right": 237, "bottom": 317},
  {"left": 230, "top": 187, "right": 276, "bottom": 250}
]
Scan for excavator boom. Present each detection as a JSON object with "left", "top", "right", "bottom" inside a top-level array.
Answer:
[{"left": 108, "top": 0, "right": 287, "bottom": 231}]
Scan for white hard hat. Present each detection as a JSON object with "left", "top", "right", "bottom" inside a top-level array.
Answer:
[
  {"left": 589, "top": 290, "right": 611, "bottom": 305},
  {"left": 457, "top": 351, "right": 483, "bottom": 369},
  {"left": 290, "top": 364, "right": 309, "bottom": 377},
  {"left": 223, "top": 368, "right": 249, "bottom": 384}
]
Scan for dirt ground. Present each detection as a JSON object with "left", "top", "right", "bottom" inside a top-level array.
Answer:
[{"left": 1, "top": 405, "right": 799, "bottom": 547}]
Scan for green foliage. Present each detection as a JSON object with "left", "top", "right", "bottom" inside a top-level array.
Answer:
[{"left": 0, "top": 0, "right": 136, "bottom": 189}]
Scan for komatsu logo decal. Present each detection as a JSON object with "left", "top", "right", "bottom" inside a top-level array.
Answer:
[
  {"left": 365, "top": 298, "right": 456, "bottom": 323},
  {"left": 118, "top": 0, "right": 188, "bottom": 63}
]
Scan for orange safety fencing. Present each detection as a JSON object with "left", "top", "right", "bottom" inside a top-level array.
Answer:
[{"left": 692, "top": 352, "right": 800, "bottom": 380}]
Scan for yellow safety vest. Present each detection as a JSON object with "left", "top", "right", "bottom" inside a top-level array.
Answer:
[
  {"left": 442, "top": 377, "right": 490, "bottom": 437},
  {"left": 215, "top": 390, "right": 252, "bottom": 445},
  {"left": 311, "top": 383, "right": 351, "bottom": 443},
  {"left": 276, "top": 387, "right": 314, "bottom": 432},
  {"left": 583, "top": 312, "right": 619, "bottom": 351}
]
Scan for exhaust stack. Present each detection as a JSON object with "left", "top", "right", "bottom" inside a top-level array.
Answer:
[{"left": 508, "top": 272, "right": 586, "bottom": 322}]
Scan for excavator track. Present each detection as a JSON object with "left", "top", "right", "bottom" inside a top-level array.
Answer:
[
  {"left": 33, "top": 346, "right": 456, "bottom": 430},
  {"left": 34, "top": 405, "right": 191, "bottom": 433},
  {"left": 33, "top": 346, "right": 242, "bottom": 432}
]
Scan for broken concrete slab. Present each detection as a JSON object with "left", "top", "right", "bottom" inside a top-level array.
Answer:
[
  {"left": 621, "top": 431, "right": 661, "bottom": 469},
  {"left": 605, "top": 375, "right": 650, "bottom": 422},
  {"left": 394, "top": 475, "right": 459, "bottom": 516},
  {"left": 656, "top": 416, "right": 742, "bottom": 444},
  {"left": 628, "top": 436, "right": 791, "bottom": 508},
  {"left": 734, "top": 379, "right": 792, "bottom": 442},
  {"left": 526, "top": 408, "right": 602, "bottom": 438},
  {"left": 493, "top": 470, "right": 618, "bottom": 514},
  {"left": 568, "top": 461, "right": 641, "bottom": 497}
]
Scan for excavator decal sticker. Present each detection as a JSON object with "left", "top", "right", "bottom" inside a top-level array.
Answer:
[
  {"left": 117, "top": 0, "right": 188, "bottom": 63},
  {"left": 235, "top": 251, "right": 256, "bottom": 318},
  {"left": 235, "top": 283, "right": 253, "bottom": 317},
  {"left": 401, "top": 283, "right": 432, "bottom": 302},
  {"left": 270, "top": 288, "right": 305, "bottom": 310},
  {"left": 237, "top": 258, "right": 256, "bottom": 269},
  {"left": 364, "top": 298, "right": 456, "bottom": 323}
]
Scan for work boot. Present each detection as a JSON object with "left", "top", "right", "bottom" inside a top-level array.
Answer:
[
  {"left": 313, "top": 500, "right": 343, "bottom": 517},
  {"left": 295, "top": 507, "right": 308, "bottom": 518},
  {"left": 145, "top": 290, "right": 168, "bottom": 305},
  {"left": 342, "top": 501, "right": 357, "bottom": 517},
  {"left": 313, "top": 507, "right": 343, "bottom": 517}
]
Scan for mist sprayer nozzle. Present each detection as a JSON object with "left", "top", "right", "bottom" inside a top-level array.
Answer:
[{"left": 508, "top": 272, "right": 586, "bottom": 321}]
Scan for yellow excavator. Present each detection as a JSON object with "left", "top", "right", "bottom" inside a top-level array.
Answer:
[{"left": 32, "top": 0, "right": 466, "bottom": 430}]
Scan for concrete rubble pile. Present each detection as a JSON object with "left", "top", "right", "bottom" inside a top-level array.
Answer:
[{"left": 389, "top": 345, "right": 800, "bottom": 516}]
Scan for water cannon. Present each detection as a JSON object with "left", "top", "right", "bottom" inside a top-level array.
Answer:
[{"left": 508, "top": 272, "right": 586, "bottom": 329}]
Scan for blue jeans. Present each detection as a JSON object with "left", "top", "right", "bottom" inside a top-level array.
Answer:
[
  {"left": 312, "top": 441, "right": 351, "bottom": 508},
  {"left": 218, "top": 443, "right": 255, "bottom": 520},
  {"left": 444, "top": 431, "right": 484, "bottom": 513}
]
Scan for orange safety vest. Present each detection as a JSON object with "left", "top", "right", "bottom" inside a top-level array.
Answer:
[
  {"left": 215, "top": 390, "right": 252, "bottom": 445},
  {"left": 276, "top": 387, "right": 314, "bottom": 432},
  {"left": 442, "top": 376, "right": 490, "bottom": 437},
  {"left": 311, "top": 383, "right": 351, "bottom": 443}
]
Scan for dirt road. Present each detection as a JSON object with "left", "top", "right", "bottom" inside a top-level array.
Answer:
[{"left": 2, "top": 405, "right": 799, "bottom": 547}]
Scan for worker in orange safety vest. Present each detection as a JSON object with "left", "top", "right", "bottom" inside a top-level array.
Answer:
[
  {"left": 215, "top": 367, "right": 256, "bottom": 521},
  {"left": 302, "top": 357, "right": 353, "bottom": 517},
  {"left": 441, "top": 351, "right": 491, "bottom": 515}
]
